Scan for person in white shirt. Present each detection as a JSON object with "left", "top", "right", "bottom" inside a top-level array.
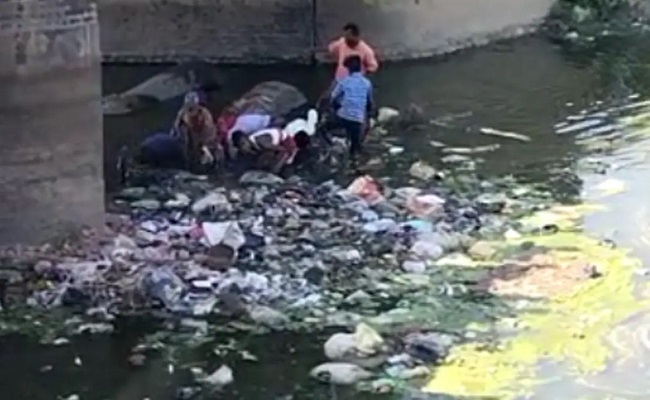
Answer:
[
  {"left": 231, "top": 128, "right": 310, "bottom": 174},
  {"left": 225, "top": 113, "right": 280, "bottom": 159}
]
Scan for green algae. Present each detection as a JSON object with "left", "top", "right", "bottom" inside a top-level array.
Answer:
[{"left": 424, "top": 207, "right": 650, "bottom": 399}]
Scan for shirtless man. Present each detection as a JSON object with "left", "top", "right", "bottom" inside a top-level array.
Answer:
[{"left": 328, "top": 22, "right": 379, "bottom": 80}]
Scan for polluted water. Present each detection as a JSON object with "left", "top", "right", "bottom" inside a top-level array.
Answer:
[{"left": 9, "top": 35, "right": 650, "bottom": 399}]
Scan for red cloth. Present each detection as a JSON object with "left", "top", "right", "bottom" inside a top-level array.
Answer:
[
  {"left": 216, "top": 111, "right": 237, "bottom": 147},
  {"left": 280, "top": 133, "right": 297, "bottom": 155}
]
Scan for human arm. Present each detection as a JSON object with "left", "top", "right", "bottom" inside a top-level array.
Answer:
[
  {"left": 199, "top": 110, "right": 218, "bottom": 164},
  {"left": 227, "top": 138, "right": 238, "bottom": 161},
  {"left": 363, "top": 45, "right": 379, "bottom": 74},
  {"left": 270, "top": 151, "right": 291, "bottom": 175},
  {"left": 254, "top": 132, "right": 292, "bottom": 174},
  {"left": 170, "top": 109, "right": 185, "bottom": 137},
  {"left": 366, "top": 84, "right": 376, "bottom": 118},
  {"left": 328, "top": 38, "right": 342, "bottom": 58},
  {"left": 330, "top": 81, "right": 344, "bottom": 109},
  {"left": 254, "top": 134, "right": 284, "bottom": 153}
]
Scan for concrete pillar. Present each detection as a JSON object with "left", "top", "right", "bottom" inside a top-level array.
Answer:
[{"left": 0, "top": 0, "right": 104, "bottom": 245}]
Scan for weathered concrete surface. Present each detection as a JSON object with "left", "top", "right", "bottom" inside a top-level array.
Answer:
[
  {"left": 98, "top": 0, "right": 313, "bottom": 63},
  {"left": 0, "top": 1, "right": 105, "bottom": 245},
  {"left": 0, "top": 71, "right": 105, "bottom": 245},
  {"left": 98, "top": 0, "right": 556, "bottom": 63}
]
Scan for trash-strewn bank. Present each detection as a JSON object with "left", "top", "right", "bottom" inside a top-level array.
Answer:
[
  {"left": 0, "top": 111, "right": 552, "bottom": 394},
  {"left": 3, "top": 100, "right": 649, "bottom": 399}
]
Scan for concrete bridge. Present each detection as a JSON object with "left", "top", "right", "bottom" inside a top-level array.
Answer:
[
  {"left": 99, "top": 0, "right": 556, "bottom": 63},
  {"left": 0, "top": 0, "right": 556, "bottom": 245}
]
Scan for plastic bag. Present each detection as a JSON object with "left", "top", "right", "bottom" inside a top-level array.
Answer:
[
  {"left": 405, "top": 194, "right": 445, "bottom": 218},
  {"left": 201, "top": 221, "right": 245, "bottom": 251},
  {"left": 345, "top": 175, "right": 384, "bottom": 205}
]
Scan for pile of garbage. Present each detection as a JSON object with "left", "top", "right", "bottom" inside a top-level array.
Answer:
[{"left": 4, "top": 154, "right": 557, "bottom": 329}]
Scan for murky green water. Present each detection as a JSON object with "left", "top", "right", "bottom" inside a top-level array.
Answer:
[{"left": 4, "top": 34, "right": 650, "bottom": 399}]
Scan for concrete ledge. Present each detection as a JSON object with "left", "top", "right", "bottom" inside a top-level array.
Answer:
[{"left": 97, "top": 0, "right": 555, "bottom": 64}]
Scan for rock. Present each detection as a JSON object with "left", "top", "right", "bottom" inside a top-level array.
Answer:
[
  {"left": 377, "top": 107, "right": 400, "bottom": 124},
  {"left": 131, "top": 199, "right": 161, "bottom": 210},
  {"left": 402, "top": 260, "right": 427, "bottom": 274},
  {"left": 409, "top": 161, "right": 438, "bottom": 181},
  {"left": 403, "top": 331, "right": 457, "bottom": 363},
  {"left": 309, "top": 362, "right": 373, "bottom": 385},
  {"left": 467, "top": 241, "right": 497, "bottom": 260},
  {"left": 248, "top": 305, "right": 289, "bottom": 329},
  {"left": 203, "top": 365, "right": 234, "bottom": 387},
  {"left": 239, "top": 170, "right": 284, "bottom": 186}
]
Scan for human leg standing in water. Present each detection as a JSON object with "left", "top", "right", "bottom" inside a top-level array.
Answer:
[{"left": 327, "top": 55, "right": 374, "bottom": 162}]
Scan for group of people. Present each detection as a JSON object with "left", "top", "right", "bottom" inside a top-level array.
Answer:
[{"left": 131, "top": 22, "right": 379, "bottom": 178}]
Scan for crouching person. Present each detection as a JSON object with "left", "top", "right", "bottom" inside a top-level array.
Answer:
[
  {"left": 231, "top": 128, "right": 311, "bottom": 175},
  {"left": 136, "top": 132, "right": 187, "bottom": 169},
  {"left": 171, "top": 91, "right": 224, "bottom": 173},
  {"left": 117, "top": 131, "right": 223, "bottom": 184}
]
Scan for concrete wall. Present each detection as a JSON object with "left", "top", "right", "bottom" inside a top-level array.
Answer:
[
  {"left": 0, "top": 1, "right": 105, "bottom": 245},
  {"left": 98, "top": 0, "right": 556, "bottom": 63}
]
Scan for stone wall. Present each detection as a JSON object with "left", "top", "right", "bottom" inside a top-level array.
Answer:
[{"left": 98, "top": 0, "right": 556, "bottom": 63}]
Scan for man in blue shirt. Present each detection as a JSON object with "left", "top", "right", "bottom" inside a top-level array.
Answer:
[{"left": 320, "top": 55, "right": 374, "bottom": 161}]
